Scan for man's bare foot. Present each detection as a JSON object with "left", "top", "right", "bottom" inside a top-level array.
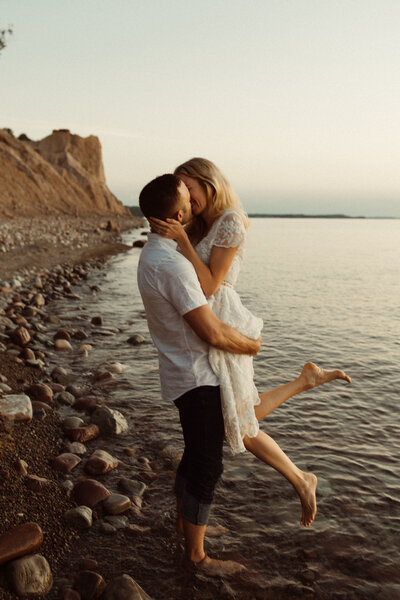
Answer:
[
  {"left": 301, "top": 362, "right": 351, "bottom": 390},
  {"left": 193, "top": 554, "right": 246, "bottom": 577},
  {"left": 297, "top": 472, "right": 318, "bottom": 527}
]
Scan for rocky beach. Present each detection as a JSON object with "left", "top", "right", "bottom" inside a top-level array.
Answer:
[
  {"left": 0, "top": 213, "right": 161, "bottom": 599},
  {"left": 0, "top": 127, "right": 163, "bottom": 599}
]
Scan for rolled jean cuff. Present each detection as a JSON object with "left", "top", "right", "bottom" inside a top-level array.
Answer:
[
  {"left": 181, "top": 489, "right": 211, "bottom": 526},
  {"left": 174, "top": 472, "right": 186, "bottom": 498}
]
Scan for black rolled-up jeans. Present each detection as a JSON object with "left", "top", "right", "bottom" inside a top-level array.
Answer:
[{"left": 174, "top": 385, "right": 224, "bottom": 526}]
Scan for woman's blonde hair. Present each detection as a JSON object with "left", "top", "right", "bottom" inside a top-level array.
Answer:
[{"left": 174, "top": 157, "right": 248, "bottom": 241}]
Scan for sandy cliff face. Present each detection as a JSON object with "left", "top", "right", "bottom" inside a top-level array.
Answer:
[{"left": 0, "top": 129, "right": 130, "bottom": 218}]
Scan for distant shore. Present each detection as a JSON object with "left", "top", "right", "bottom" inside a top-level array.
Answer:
[
  {"left": 247, "top": 213, "right": 398, "bottom": 219},
  {"left": 127, "top": 206, "right": 398, "bottom": 220}
]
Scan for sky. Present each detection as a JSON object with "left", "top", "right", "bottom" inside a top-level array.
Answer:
[{"left": 1, "top": 0, "right": 399, "bottom": 216}]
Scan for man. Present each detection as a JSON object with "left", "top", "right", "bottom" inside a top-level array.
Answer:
[{"left": 137, "top": 174, "right": 260, "bottom": 576}]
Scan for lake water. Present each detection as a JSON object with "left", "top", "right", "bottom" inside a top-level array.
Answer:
[{"left": 49, "top": 218, "right": 400, "bottom": 599}]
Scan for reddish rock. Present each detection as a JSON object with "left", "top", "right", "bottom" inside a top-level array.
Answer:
[
  {"left": 73, "top": 479, "right": 111, "bottom": 507},
  {"left": 0, "top": 522, "right": 43, "bottom": 565},
  {"left": 67, "top": 424, "right": 100, "bottom": 443},
  {"left": 84, "top": 449, "right": 119, "bottom": 475},
  {"left": 91, "top": 316, "right": 103, "bottom": 326},
  {"left": 47, "top": 382, "right": 65, "bottom": 393},
  {"left": 25, "top": 475, "right": 52, "bottom": 492},
  {"left": 74, "top": 570, "right": 106, "bottom": 600},
  {"left": 27, "top": 383, "right": 54, "bottom": 404},
  {"left": 51, "top": 453, "right": 82, "bottom": 474},
  {"left": 10, "top": 326, "right": 31, "bottom": 347},
  {"left": 73, "top": 397, "right": 103, "bottom": 413},
  {"left": 19, "top": 347, "right": 36, "bottom": 360},
  {"left": 80, "top": 558, "right": 98, "bottom": 571},
  {"left": 95, "top": 371, "right": 113, "bottom": 382},
  {"left": 54, "top": 329, "right": 71, "bottom": 341}
]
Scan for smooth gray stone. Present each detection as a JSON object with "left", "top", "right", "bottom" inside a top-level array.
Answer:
[
  {"left": 64, "top": 506, "right": 93, "bottom": 530},
  {"left": 102, "top": 574, "right": 153, "bottom": 599},
  {"left": 118, "top": 478, "right": 147, "bottom": 498},
  {"left": 8, "top": 554, "right": 53, "bottom": 597}
]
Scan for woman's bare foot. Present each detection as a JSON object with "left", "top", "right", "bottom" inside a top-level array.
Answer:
[
  {"left": 193, "top": 554, "right": 246, "bottom": 577},
  {"left": 301, "top": 362, "right": 351, "bottom": 390},
  {"left": 297, "top": 472, "right": 318, "bottom": 527}
]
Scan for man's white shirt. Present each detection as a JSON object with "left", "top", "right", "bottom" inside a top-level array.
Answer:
[{"left": 137, "top": 233, "right": 219, "bottom": 402}]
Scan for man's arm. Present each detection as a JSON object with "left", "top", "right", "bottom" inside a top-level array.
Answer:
[{"left": 184, "top": 304, "right": 261, "bottom": 356}]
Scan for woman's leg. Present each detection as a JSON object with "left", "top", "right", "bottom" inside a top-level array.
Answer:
[
  {"left": 255, "top": 362, "right": 351, "bottom": 421},
  {"left": 244, "top": 363, "right": 350, "bottom": 526},
  {"left": 243, "top": 430, "right": 317, "bottom": 526}
]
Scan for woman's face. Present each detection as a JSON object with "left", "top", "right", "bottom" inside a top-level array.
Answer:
[{"left": 178, "top": 174, "right": 208, "bottom": 216}]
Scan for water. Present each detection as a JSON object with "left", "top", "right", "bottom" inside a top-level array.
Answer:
[{"left": 49, "top": 219, "right": 400, "bottom": 599}]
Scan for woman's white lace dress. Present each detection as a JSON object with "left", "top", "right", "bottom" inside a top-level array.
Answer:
[{"left": 195, "top": 210, "right": 263, "bottom": 454}]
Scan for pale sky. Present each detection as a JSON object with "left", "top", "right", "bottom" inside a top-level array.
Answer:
[{"left": 1, "top": 0, "right": 399, "bottom": 216}]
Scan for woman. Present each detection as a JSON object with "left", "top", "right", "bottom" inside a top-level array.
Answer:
[{"left": 149, "top": 158, "right": 351, "bottom": 527}]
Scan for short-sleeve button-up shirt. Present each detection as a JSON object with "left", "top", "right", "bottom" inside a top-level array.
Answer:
[{"left": 137, "top": 233, "right": 219, "bottom": 401}]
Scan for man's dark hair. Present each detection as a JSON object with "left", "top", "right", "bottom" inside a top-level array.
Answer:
[{"left": 139, "top": 173, "right": 182, "bottom": 219}]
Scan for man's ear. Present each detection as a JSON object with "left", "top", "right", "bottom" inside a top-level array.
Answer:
[{"left": 174, "top": 209, "right": 184, "bottom": 223}]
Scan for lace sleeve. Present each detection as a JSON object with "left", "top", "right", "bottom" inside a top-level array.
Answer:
[{"left": 213, "top": 211, "right": 246, "bottom": 248}]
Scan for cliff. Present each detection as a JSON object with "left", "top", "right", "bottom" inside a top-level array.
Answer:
[{"left": 0, "top": 129, "right": 130, "bottom": 218}]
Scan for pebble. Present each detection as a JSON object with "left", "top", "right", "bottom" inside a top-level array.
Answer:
[
  {"left": 55, "top": 391, "right": 76, "bottom": 405},
  {"left": 10, "top": 325, "right": 31, "bottom": 346},
  {"left": 91, "top": 316, "right": 103, "bottom": 326},
  {"left": 100, "top": 522, "right": 116, "bottom": 534},
  {"left": 126, "top": 334, "right": 145, "bottom": 345},
  {"left": 64, "top": 506, "right": 93, "bottom": 530},
  {"left": 52, "top": 453, "right": 82, "bottom": 473},
  {"left": 118, "top": 478, "right": 147, "bottom": 498},
  {"left": 51, "top": 366, "right": 71, "bottom": 384},
  {"left": 67, "top": 441, "right": 87, "bottom": 455},
  {"left": 25, "top": 475, "right": 53, "bottom": 492},
  {"left": 91, "top": 406, "right": 129, "bottom": 435},
  {"left": 15, "top": 459, "right": 28, "bottom": 475},
  {"left": 73, "top": 479, "right": 111, "bottom": 507},
  {"left": 80, "top": 558, "right": 98, "bottom": 571},
  {"left": 63, "top": 416, "right": 85, "bottom": 431},
  {"left": 103, "top": 515, "right": 128, "bottom": 529},
  {"left": 103, "top": 493, "right": 131, "bottom": 515},
  {"left": 27, "top": 383, "right": 54, "bottom": 404},
  {"left": 102, "top": 574, "right": 153, "bottom": 600},
  {"left": 0, "top": 394, "right": 32, "bottom": 421},
  {"left": 55, "top": 338, "right": 73, "bottom": 351},
  {"left": 74, "top": 570, "right": 106, "bottom": 600},
  {"left": 73, "top": 396, "right": 103, "bottom": 412},
  {"left": 105, "top": 362, "right": 128, "bottom": 373},
  {"left": 84, "top": 449, "right": 119, "bottom": 475},
  {"left": 67, "top": 424, "right": 100, "bottom": 443},
  {"left": 0, "top": 522, "right": 43, "bottom": 565},
  {"left": 8, "top": 554, "right": 53, "bottom": 597},
  {"left": 54, "top": 329, "right": 71, "bottom": 340},
  {"left": 0, "top": 382, "right": 12, "bottom": 393}
]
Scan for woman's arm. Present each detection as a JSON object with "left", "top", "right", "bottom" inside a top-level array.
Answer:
[{"left": 148, "top": 217, "right": 237, "bottom": 297}]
